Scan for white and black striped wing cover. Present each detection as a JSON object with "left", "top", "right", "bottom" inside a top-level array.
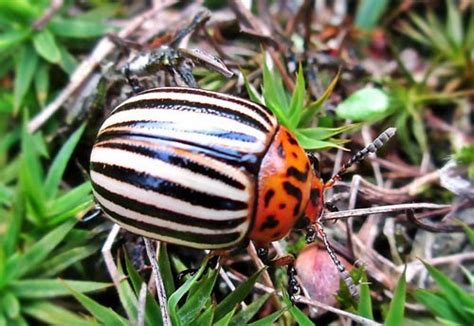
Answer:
[{"left": 90, "top": 87, "right": 278, "bottom": 249}]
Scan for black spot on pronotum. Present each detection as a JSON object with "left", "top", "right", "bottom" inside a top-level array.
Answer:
[
  {"left": 286, "top": 166, "right": 309, "bottom": 182},
  {"left": 277, "top": 142, "right": 285, "bottom": 158},
  {"left": 285, "top": 131, "right": 298, "bottom": 145},
  {"left": 283, "top": 181, "right": 302, "bottom": 216},
  {"left": 279, "top": 203, "right": 286, "bottom": 209},
  {"left": 292, "top": 152, "right": 298, "bottom": 158},
  {"left": 259, "top": 215, "right": 279, "bottom": 231},
  {"left": 310, "top": 188, "right": 320, "bottom": 205},
  {"left": 264, "top": 189, "right": 275, "bottom": 207}
]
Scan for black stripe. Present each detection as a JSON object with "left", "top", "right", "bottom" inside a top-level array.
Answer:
[
  {"left": 138, "top": 87, "right": 275, "bottom": 127},
  {"left": 94, "top": 141, "right": 246, "bottom": 190},
  {"left": 91, "top": 181, "right": 247, "bottom": 229},
  {"left": 100, "top": 205, "right": 241, "bottom": 246},
  {"left": 91, "top": 162, "right": 248, "bottom": 211},
  {"left": 113, "top": 98, "right": 270, "bottom": 133},
  {"left": 283, "top": 181, "right": 302, "bottom": 216},
  {"left": 104, "top": 120, "right": 258, "bottom": 143},
  {"left": 95, "top": 132, "right": 261, "bottom": 175},
  {"left": 286, "top": 166, "right": 309, "bottom": 182}
]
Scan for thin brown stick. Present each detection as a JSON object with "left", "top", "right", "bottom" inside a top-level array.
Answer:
[
  {"left": 322, "top": 203, "right": 451, "bottom": 221},
  {"left": 28, "top": 1, "right": 177, "bottom": 133},
  {"left": 227, "top": 272, "right": 381, "bottom": 326},
  {"left": 32, "top": 0, "right": 63, "bottom": 30}
]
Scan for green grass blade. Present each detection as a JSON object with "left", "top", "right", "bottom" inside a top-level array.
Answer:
[
  {"left": 446, "top": 0, "right": 463, "bottom": 47},
  {"left": 179, "top": 268, "right": 218, "bottom": 324},
  {"left": 5, "top": 219, "right": 75, "bottom": 280},
  {"left": 34, "top": 62, "right": 49, "bottom": 107},
  {"left": 67, "top": 283, "right": 131, "bottom": 326},
  {"left": 49, "top": 18, "right": 108, "bottom": 38},
  {"left": 2, "top": 190, "right": 24, "bottom": 258},
  {"left": 414, "top": 289, "right": 465, "bottom": 325},
  {"left": 39, "top": 244, "right": 98, "bottom": 277},
  {"left": 14, "top": 43, "right": 38, "bottom": 113},
  {"left": 297, "top": 125, "right": 359, "bottom": 141},
  {"left": 300, "top": 69, "right": 340, "bottom": 126},
  {"left": 2, "top": 291, "right": 20, "bottom": 319},
  {"left": 116, "top": 258, "right": 138, "bottom": 324},
  {"left": 422, "top": 261, "right": 474, "bottom": 322},
  {"left": 158, "top": 243, "right": 175, "bottom": 297},
  {"left": 214, "top": 307, "right": 236, "bottom": 326},
  {"left": 355, "top": 0, "right": 389, "bottom": 31},
  {"left": 48, "top": 182, "right": 92, "bottom": 217},
  {"left": 384, "top": 269, "right": 406, "bottom": 326},
  {"left": 230, "top": 293, "right": 270, "bottom": 326},
  {"left": 44, "top": 124, "right": 86, "bottom": 200},
  {"left": 287, "top": 65, "right": 305, "bottom": 128},
  {"left": 23, "top": 301, "right": 93, "bottom": 326},
  {"left": 57, "top": 43, "right": 78, "bottom": 74},
  {"left": 195, "top": 305, "right": 214, "bottom": 326},
  {"left": 357, "top": 272, "right": 374, "bottom": 320},
  {"left": 247, "top": 308, "right": 286, "bottom": 326},
  {"left": 11, "top": 279, "right": 111, "bottom": 298},
  {"left": 244, "top": 75, "right": 264, "bottom": 105},
  {"left": 295, "top": 132, "right": 347, "bottom": 150},
  {"left": 214, "top": 267, "right": 266, "bottom": 321},
  {"left": 32, "top": 29, "right": 61, "bottom": 64}
]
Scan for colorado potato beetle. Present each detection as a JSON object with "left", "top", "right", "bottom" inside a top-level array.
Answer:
[{"left": 90, "top": 86, "right": 395, "bottom": 300}]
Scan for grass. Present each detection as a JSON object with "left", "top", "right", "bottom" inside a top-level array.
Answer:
[{"left": 0, "top": 1, "right": 472, "bottom": 325}]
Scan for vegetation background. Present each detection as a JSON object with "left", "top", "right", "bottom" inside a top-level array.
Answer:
[{"left": 0, "top": 0, "right": 472, "bottom": 325}]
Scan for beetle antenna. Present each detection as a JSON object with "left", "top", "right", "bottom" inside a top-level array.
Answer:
[
  {"left": 325, "top": 128, "right": 396, "bottom": 189},
  {"left": 315, "top": 222, "right": 359, "bottom": 299}
]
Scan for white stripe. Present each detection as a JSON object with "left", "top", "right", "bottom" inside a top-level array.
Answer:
[
  {"left": 91, "top": 146, "right": 250, "bottom": 201},
  {"left": 114, "top": 91, "right": 275, "bottom": 130},
  {"left": 93, "top": 191, "right": 249, "bottom": 236},
  {"left": 90, "top": 171, "right": 249, "bottom": 220},
  {"left": 100, "top": 109, "right": 267, "bottom": 143}
]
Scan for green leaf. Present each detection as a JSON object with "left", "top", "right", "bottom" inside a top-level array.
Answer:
[
  {"left": 116, "top": 259, "right": 138, "bottom": 324},
  {"left": 48, "top": 182, "right": 92, "bottom": 218},
  {"left": 300, "top": 69, "right": 340, "bottom": 126},
  {"left": 124, "top": 253, "right": 163, "bottom": 326},
  {"left": 14, "top": 44, "right": 38, "bottom": 113},
  {"left": 32, "top": 29, "right": 61, "bottom": 63},
  {"left": 214, "top": 308, "right": 236, "bottom": 326},
  {"left": 49, "top": 18, "right": 108, "bottom": 38},
  {"left": 262, "top": 55, "right": 290, "bottom": 123},
  {"left": 57, "top": 44, "right": 78, "bottom": 74},
  {"left": 158, "top": 243, "right": 175, "bottom": 297},
  {"left": 214, "top": 268, "right": 266, "bottom": 321},
  {"left": 446, "top": 0, "right": 463, "bottom": 47},
  {"left": 39, "top": 244, "right": 98, "bottom": 277},
  {"left": 355, "top": 0, "right": 389, "bottom": 31},
  {"left": 168, "top": 261, "right": 207, "bottom": 326},
  {"left": 336, "top": 88, "right": 391, "bottom": 122},
  {"left": 357, "top": 272, "right": 374, "bottom": 320},
  {"left": 5, "top": 219, "right": 76, "bottom": 280},
  {"left": 44, "top": 124, "right": 85, "bottom": 200},
  {"left": 244, "top": 75, "right": 264, "bottom": 105},
  {"left": 287, "top": 65, "right": 306, "bottom": 128},
  {"left": 461, "top": 223, "right": 474, "bottom": 245},
  {"left": 195, "top": 305, "right": 214, "bottom": 326},
  {"left": 422, "top": 261, "right": 474, "bottom": 322},
  {"left": 2, "top": 190, "right": 24, "bottom": 258},
  {"left": 67, "top": 283, "right": 131, "bottom": 326},
  {"left": 2, "top": 292, "right": 20, "bottom": 319},
  {"left": 0, "top": 30, "right": 30, "bottom": 51},
  {"left": 23, "top": 301, "right": 92, "bottom": 326},
  {"left": 34, "top": 62, "right": 49, "bottom": 106},
  {"left": 179, "top": 269, "right": 218, "bottom": 324},
  {"left": 384, "top": 269, "right": 406, "bottom": 326},
  {"left": 247, "top": 308, "right": 286, "bottom": 326},
  {"left": 11, "top": 279, "right": 111, "bottom": 298},
  {"left": 230, "top": 293, "right": 270, "bottom": 326},
  {"left": 414, "top": 289, "right": 466, "bottom": 325},
  {"left": 298, "top": 124, "right": 359, "bottom": 141},
  {"left": 296, "top": 132, "right": 347, "bottom": 150}
]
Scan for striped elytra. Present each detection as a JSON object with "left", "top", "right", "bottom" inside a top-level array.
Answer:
[{"left": 90, "top": 87, "right": 321, "bottom": 249}]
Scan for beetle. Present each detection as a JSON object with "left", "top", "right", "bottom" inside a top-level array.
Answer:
[{"left": 89, "top": 86, "right": 395, "bottom": 300}]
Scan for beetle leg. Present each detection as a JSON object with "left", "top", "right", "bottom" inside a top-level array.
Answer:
[
  {"left": 287, "top": 263, "right": 300, "bottom": 304},
  {"left": 80, "top": 204, "right": 102, "bottom": 223},
  {"left": 123, "top": 64, "right": 144, "bottom": 94}
]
